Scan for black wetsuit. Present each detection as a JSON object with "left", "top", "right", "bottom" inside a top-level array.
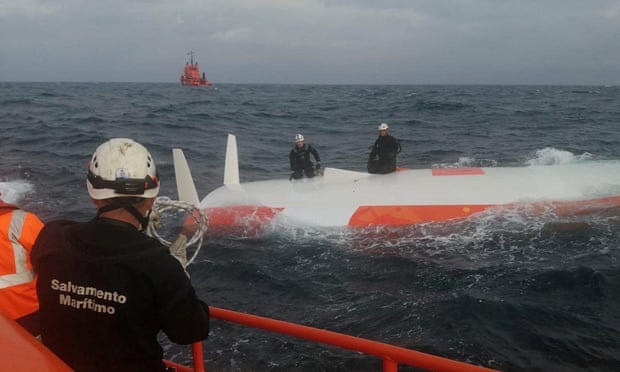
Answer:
[
  {"left": 289, "top": 143, "right": 321, "bottom": 179},
  {"left": 368, "top": 134, "right": 401, "bottom": 174},
  {"left": 31, "top": 218, "right": 210, "bottom": 372}
]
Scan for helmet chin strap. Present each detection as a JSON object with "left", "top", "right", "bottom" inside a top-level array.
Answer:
[{"left": 97, "top": 198, "right": 150, "bottom": 231}]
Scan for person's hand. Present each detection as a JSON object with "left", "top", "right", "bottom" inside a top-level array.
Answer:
[
  {"left": 149, "top": 209, "right": 162, "bottom": 229},
  {"left": 169, "top": 234, "right": 188, "bottom": 268},
  {"left": 316, "top": 162, "right": 321, "bottom": 170}
]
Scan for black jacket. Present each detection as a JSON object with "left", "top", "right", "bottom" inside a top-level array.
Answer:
[
  {"left": 289, "top": 144, "right": 321, "bottom": 172},
  {"left": 31, "top": 218, "right": 210, "bottom": 372},
  {"left": 368, "top": 134, "right": 401, "bottom": 174}
]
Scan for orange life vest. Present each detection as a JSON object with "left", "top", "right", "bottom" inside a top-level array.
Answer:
[{"left": 0, "top": 202, "right": 44, "bottom": 320}]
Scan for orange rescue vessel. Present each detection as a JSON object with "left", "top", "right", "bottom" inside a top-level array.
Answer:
[{"left": 180, "top": 50, "right": 212, "bottom": 87}]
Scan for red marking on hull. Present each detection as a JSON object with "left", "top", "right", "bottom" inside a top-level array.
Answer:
[
  {"left": 348, "top": 204, "right": 492, "bottom": 227},
  {"left": 431, "top": 168, "right": 485, "bottom": 176},
  {"left": 184, "top": 206, "right": 283, "bottom": 235},
  {"left": 207, "top": 206, "right": 283, "bottom": 226},
  {"left": 183, "top": 197, "right": 620, "bottom": 232},
  {"left": 348, "top": 196, "right": 620, "bottom": 227}
]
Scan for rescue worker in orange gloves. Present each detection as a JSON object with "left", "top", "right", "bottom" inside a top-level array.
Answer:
[{"left": 0, "top": 196, "right": 44, "bottom": 335}]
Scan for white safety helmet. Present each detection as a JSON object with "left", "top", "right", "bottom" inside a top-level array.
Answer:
[
  {"left": 87, "top": 138, "right": 160, "bottom": 200},
  {"left": 295, "top": 133, "right": 304, "bottom": 143},
  {"left": 378, "top": 123, "right": 389, "bottom": 131}
]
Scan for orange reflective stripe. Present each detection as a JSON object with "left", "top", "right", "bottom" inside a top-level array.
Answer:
[
  {"left": 0, "top": 210, "right": 34, "bottom": 289},
  {"left": 10, "top": 210, "right": 27, "bottom": 271},
  {"left": 0, "top": 209, "right": 43, "bottom": 320},
  {"left": 0, "top": 272, "right": 35, "bottom": 289}
]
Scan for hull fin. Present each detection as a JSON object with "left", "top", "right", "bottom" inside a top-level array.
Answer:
[
  {"left": 172, "top": 148, "right": 201, "bottom": 207},
  {"left": 224, "top": 134, "right": 240, "bottom": 185}
]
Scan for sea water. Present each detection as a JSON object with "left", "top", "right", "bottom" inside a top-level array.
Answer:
[{"left": 1, "top": 83, "right": 620, "bottom": 371}]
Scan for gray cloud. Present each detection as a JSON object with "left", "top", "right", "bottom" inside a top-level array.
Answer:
[{"left": 1, "top": 0, "right": 618, "bottom": 84}]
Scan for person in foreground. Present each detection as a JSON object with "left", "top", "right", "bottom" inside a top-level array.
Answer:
[
  {"left": 289, "top": 133, "right": 321, "bottom": 179},
  {"left": 31, "top": 138, "right": 210, "bottom": 372},
  {"left": 0, "top": 196, "right": 44, "bottom": 336},
  {"left": 368, "top": 122, "right": 401, "bottom": 174}
]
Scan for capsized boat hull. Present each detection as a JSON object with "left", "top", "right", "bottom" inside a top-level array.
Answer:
[
  {"left": 200, "top": 161, "right": 620, "bottom": 230},
  {"left": 173, "top": 135, "right": 620, "bottom": 233}
]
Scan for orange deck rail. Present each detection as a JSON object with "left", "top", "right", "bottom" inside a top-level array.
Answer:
[
  {"left": 164, "top": 342, "right": 205, "bottom": 372},
  {"left": 192, "top": 342, "right": 205, "bottom": 372},
  {"left": 7, "top": 307, "right": 496, "bottom": 372},
  {"left": 208, "top": 306, "right": 499, "bottom": 372}
]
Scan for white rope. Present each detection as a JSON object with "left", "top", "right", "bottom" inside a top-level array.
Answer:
[{"left": 146, "top": 196, "right": 208, "bottom": 267}]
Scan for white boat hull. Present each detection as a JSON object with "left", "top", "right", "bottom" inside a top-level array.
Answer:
[{"left": 174, "top": 135, "right": 620, "bottom": 233}]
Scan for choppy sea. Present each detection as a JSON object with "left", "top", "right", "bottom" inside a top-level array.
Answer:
[{"left": 1, "top": 82, "right": 620, "bottom": 372}]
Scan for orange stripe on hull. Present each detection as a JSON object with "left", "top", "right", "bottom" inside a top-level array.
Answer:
[
  {"left": 182, "top": 197, "right": 620, "bottom": 232},
  {"left": 348, "top": 205, "right": 492, "bottom": 227},
  {"left": 524, "top": 195, "right": 620, "bottom": 216},
  {"left": 207, "top": 206, "right": 283, "bottom": 226},
  {"left": 348, "top": 196, "right": 620, "bottom": 227},
  {"left": 184, "top": 206, "right": 284, "bottom": 235},
  {"left": 431, "top": 168, "right": 485, "bottom": 176}
]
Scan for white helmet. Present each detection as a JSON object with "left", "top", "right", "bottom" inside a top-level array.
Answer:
[
  {"left": 295, "top": 133, "right": 304, "bottom": 142},
  {"left": 378, "top": 123, "right": 389, "bottom": 131},
  {"left": 87, "top": 138, "right": 160, "bottom": 200}
]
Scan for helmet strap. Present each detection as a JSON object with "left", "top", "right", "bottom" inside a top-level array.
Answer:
[{"left": 97, "top": 198, "right": 150, "bottom": 231}]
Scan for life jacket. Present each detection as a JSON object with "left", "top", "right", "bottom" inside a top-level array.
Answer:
[{"left": 0, "top": 202, "right": 44, "bottom": 320}]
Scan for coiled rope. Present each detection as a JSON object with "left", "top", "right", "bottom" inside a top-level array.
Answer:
[{"left": 146, "top": 196, "right": 208, "bottom": 268}]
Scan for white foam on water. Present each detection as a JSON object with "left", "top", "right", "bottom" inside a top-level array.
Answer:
[
  {"left": 0, "top": 180, "right": 34, "bottom": 204},
  {"left": 526, "top": 147, "right": 592, "bottom": 166}
]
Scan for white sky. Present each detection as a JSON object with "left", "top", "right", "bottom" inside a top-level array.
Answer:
[{"left": 1, "top": 0, "right": 619, "bottom": 84}]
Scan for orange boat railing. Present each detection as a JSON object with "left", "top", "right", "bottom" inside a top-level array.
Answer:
[
  {"left": 0, "top": 308, "right": 498, "bottom": 371},
  {"left": 163, "top": 341, "right": 206, "bottom": 372},
  {"left": 204, "top": 306, "right": 500, "bottom": 372},
  {"left": 191, "top": 342, "right": 205, "bottom": 372}
]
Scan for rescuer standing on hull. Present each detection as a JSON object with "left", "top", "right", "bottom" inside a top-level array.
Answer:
[
  {"left": 368, "top": 122, "right": 401, "bottom": 174},
  {"left": 289, "top": 133, "right": 321, "bottom": 179},
  {"left": 0, "top": 197, "right": 44, "bottom": 336},
  {"left": 31, "top": 138, "right": 210, "bottom": 371}
]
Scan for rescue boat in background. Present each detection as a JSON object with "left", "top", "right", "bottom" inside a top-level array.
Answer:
[
  {"left": 180, "top": 51, "right": 212, "bottom": 87},
  {"left": 174, "top": 134, "right": 620, "bottom": 234}
]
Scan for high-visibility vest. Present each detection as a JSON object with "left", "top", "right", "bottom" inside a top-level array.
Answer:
[{"left": 0, "top": 203, "right": 44, "bottom": 320}]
